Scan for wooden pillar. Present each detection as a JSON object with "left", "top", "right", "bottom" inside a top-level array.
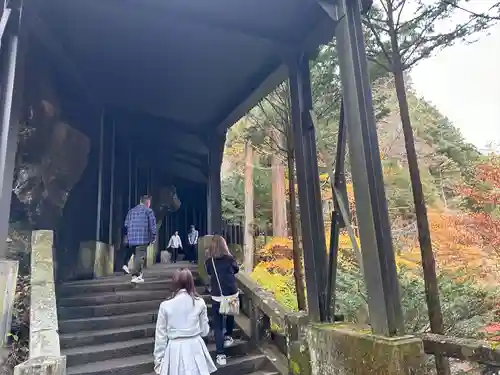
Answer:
[
  {"left": 288, "top": 54, "right": 328, "bottom": 323},
  {"left": 96, "top": 111, "right": 104, "bottom": 241},
  {"left": 0, "top": 3, "right": 23, "bottom": 256},
  {"left": 332, "top": 0, "right": 404, "bottom": 335},
  {"left": 207, "top": 134, "right": 225, "bottom": 235},
  {"left": 108, "top": 119, "right": 116, "bottom": 244}
]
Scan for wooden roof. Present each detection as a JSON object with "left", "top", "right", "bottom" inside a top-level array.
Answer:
[{"left": 29, "top": 0, "right": 338, "bottom": 182}]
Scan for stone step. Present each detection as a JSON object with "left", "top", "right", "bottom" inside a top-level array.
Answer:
[
  {"left": 59, "top": 323, "right": 245, "bottom": 350},
  {"left": 60, "top": 324, "right": 156, "bottom": 349},
  {"left": 58, "top": 309, "right": 237, "bottom": 334},
  {"left": 59, "top": 298, "right": 217, "bottom": 319},
  {"left": 63, "top": 337, "right": 250, "bottom": 367},
  {"left": 58, "top": 279, "right": 206, "bottom": 297},
  {"left": 58, "top": 289, "right": 212, "bottom": 307},
  {"left": 66, "top": 353, "right": 269, "bottom": 375},
  {"left": 58, "top": 299, "right": 165, "bottom": 320},
  {"left": 61, "top": 268, "right": 199, "bottom": 287},
  {"left": 58, "top": 296, "right": 215, "bottom": 319},
  {"left": 59, "top": 311, "right": 160, "bottom": 334}
]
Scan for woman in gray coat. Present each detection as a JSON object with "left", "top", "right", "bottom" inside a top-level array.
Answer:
[{"left": 154, "top": 269, "right": 216, "bottom": 375}]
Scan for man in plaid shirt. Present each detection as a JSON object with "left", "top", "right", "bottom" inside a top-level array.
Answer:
[{"left": 123, "top": 195, "right": 157, "bottom": 283}]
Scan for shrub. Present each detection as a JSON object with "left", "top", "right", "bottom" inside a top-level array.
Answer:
[{"left": 2, "top": 227, "right": 31, "bottom": 373}]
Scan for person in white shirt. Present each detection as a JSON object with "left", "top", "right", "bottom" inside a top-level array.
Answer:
[
  {"left": 153, "top": 268, "right": 216, "bottom": 375},
  {"left": 187, "top": 225, "right": 199, "bottom": 264},
  {"left": 167, "top": 231, "right": 182, "bottom": 263}
]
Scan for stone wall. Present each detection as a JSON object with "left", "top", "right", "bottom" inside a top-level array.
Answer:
[{"left": 288, "top": 323, "right": 426, "bottom": 375}]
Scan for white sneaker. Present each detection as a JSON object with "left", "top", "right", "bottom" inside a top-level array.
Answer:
[
  {"left": 223, "top": 337, "right": 234, "bottom": 348},
  {"left": 216, "top": 354, "right": 226, "bottom": 366},
  {"left": 122, "top": 265, "right": 130, "bottom": 274},
  {"left": 131, "top": 275, "right": 144, "bottom": 283}
]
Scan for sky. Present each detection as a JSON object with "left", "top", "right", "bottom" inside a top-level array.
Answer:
[{"left": 411, "top": 3, "right": 500, "bottom": 152}]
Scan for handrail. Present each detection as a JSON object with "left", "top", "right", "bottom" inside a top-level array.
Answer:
[
  {"left": 236, "top": 272, "right": 308, "bottom": 356},
  {"left": 236, "top": 272, "right": 290, "bottom": 328},
  {"left": 421, "top": 333, "right": 500, "bottom": 366},
  {"left": 236, "top": 271, "right": 500, "bottom": 371}
]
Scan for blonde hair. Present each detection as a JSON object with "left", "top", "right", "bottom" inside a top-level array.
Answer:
[{"left": 208, "top": 235, "right": 231, "bottom": 259}]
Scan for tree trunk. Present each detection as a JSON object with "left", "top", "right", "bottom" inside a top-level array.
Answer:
[
  {"left": 439, "top": 168, "right": 448, "bottom": 209},
  {"left": 285, "top": 125, "right": 307, "bottom": 311},
  {"left": 243, "top": 141, "right": 254, "bottom": 273},
  {"left": 271, "top": 129, "right": 288, "bottom": 237},
  {"left": 387, "top": 4, "right": 449, "bottom": 372}
]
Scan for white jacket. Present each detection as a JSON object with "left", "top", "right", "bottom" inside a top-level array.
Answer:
[
  {"left": 154, "top": 291, "right": 214, "bottom": 375},
  {"left": 168, "top": 235, "right": 182, "bottom": 249}
]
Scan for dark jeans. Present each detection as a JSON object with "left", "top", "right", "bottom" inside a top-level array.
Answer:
[
  {"left": 187, "top": 244, "right": 197, "bottom": 263},
  {"left": 170, "top": 247, "right": 180, "bottom": 263},
  {"left": 123, "top": 245, "right": 135, "bottom": 267},
  {"left": 211, "top": 300, "right": 234, "bottom": 355},
  {"left": 125, "top": 244, "right": 147, "bottom": 276}
]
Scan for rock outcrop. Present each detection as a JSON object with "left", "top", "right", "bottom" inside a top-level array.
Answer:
[{"left": 13, "top": 88, "right": 90, "bottom": 229}]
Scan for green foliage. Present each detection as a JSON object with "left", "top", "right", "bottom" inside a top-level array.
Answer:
[
  {"left": 222, "top": 164, "right": 272, "bottom": 227},
  {"left": 251, "top": 263, "right": 299, "bottom": 312},
  {"left": 3, "top": 228, "right": 31, "bottom": 372},
  {"left": 364, "top": 0, "right": 498, "bottom": 72},
  {"left": 335, "top": 264, "right": 497, "bottom": 338}
]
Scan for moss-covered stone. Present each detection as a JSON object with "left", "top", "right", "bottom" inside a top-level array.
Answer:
[
  {"left": 289, "top": 340, "right": 312, "bottom": 375},
  {"left": 78, "top": 241, "right": 114, "bottom": 279},
  {"left": 14, "top": 355, "right": 66, "bottom": 375},
  {"left": 197, "top": 235, "right": 213, "bottom": 284},
  {"left": 306, "top": 323, "right": 425, "bottom": 375}
]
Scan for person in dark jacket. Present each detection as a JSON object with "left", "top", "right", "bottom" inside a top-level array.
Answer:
[{"left": 204, "top": 235, "right": 239, "bottom": 366}]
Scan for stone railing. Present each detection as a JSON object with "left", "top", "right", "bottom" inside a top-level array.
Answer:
[
  {"left": 235, "top": 272, "right": 308, "bottom": 358},
  {"left": 421, "top": 333, "right": 500, "bottom": 370},
  {"left": 196, "top": 236, "right": 434, "bottom": 374},
  {"left": 196, "top": 235, "right": 308, "bottom": 364},
  {"left": 14, "top": 230, "right": 65, "bottom": 375}
]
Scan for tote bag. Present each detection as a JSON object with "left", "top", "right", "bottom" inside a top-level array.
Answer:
[{"left": 211, "top": 257, "right": 240, "bottom": 316}]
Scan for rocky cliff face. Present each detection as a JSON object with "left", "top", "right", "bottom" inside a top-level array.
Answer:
[{"left": 12, "top": 73, "right": 90, "bottom": 230}]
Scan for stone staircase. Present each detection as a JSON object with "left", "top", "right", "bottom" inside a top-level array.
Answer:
[{"left": 56, "top": 263, "right": 281, "bottom": 375}]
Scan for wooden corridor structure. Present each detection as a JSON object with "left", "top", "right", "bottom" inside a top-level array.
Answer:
[
  {"left": 8, "top": 0, "right": 500, "bottom": 374},
  {"left": 0, "top": 0, "right": 405, "bottom": 332}
]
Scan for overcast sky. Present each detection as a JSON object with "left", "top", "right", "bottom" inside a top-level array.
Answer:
[{"left": 410, "top": 3, "right": 500, "bottom": 151}]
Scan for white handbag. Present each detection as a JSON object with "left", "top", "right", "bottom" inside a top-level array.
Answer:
[{"left": 211, "top": 257, "right": 240, "bottom": 316}]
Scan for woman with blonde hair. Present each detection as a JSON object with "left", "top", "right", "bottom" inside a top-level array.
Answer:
[
  {"left": 204, "top": 235, "right": 239, "bottom": 366},
  {"left": 153, "top": 268, "right": 216, "bottom": 375}
]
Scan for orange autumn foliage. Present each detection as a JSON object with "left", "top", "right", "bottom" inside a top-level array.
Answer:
[
  {"left": 255, "top": 232, "right": 361, "bottom": 275},
  {"left": 397, "top": 210, "right": 499, "bottom": 283},
  {"left": 457, "top": 156, "right": 500, "bottom": 207},
  {"left": 455, "top": 156, "right": 500, "bottom": 257}
]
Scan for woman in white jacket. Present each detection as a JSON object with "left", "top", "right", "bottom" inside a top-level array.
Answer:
[{"left": 154, "top": 268, "right": 216, "bottom": 375}]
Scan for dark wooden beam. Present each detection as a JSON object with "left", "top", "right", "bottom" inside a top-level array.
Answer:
[
  {"left": 107, "top": 0, "right": 294, "bottom": 46},
  {"left": 215, "top": 9, "right": 340, "bottom": 133},
  {"left": 155, "top": 151, "right": 207, "bottom": 177},
  {"left": 114, "top": 108, "right": 205, "bottom": 136},
  {"left": 168, "top": 146, "right": 207, "bottom": 162},
  {"left": 165, "top": 161, "right": 207, "bottom": 184}
]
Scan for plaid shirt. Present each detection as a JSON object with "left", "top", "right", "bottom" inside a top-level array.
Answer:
[{"left": 124, "top": 204, "right": 157, "bottom": 246}]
